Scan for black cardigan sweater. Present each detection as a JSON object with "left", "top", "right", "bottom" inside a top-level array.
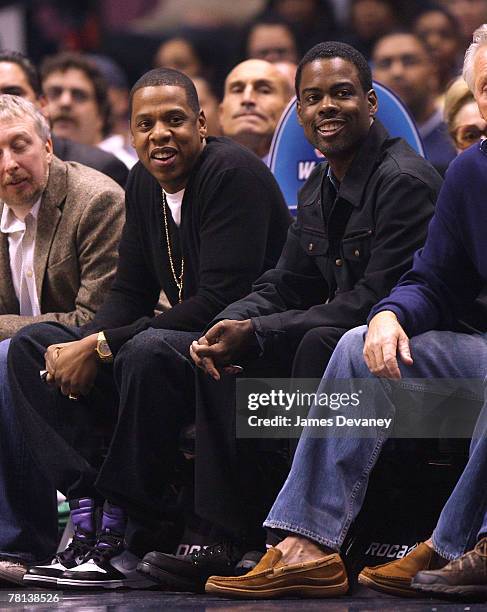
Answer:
[{"left": 83, "top": 137, "right": 291, "bottom": 354}]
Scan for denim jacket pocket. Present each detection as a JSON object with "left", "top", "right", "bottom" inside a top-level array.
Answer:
[
  {"left": 341, "top": 228, "right": 373, "bottom": 262},
  {"left": 300, "top": 229, "right": 329, "bottom": 257}
]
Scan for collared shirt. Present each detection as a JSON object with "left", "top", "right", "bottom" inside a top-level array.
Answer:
[
  {"left": 322, "top": 165, "right": 340, "bottom": 222},
  {"left": 99, "top": 134, "right": 138, "bottom": 170},
  {"left": 326, "top": 165, "right": 340, "bottom": 193},
  {"left": 0, "top": 199, "right": 41, "bottom": 315}
]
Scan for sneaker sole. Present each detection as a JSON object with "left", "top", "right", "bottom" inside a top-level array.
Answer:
[
  {"left": 137, "top": 560, "right": 203, "bottom": 592},
  {"left": 23, "top": 574, "right": 60, "bottom": 587},
  {"left": 358, "top": 572, "right": 418, "bottom": 598},
  {"left": 56, "top": 576, "right": 155, "bottom": 590},
  {"left": 205, "top": 578, "right": 349, "bottom": 599},
  {"left": 412, "top": 582, "right": 487, "bottom": 600}
]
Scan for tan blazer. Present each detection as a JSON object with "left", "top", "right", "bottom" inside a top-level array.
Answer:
[{"left": 0, "top": 156, "right": 125, "bottom": 340}]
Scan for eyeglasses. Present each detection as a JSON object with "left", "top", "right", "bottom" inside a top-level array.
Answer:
[
  {"left": 451, "top": 124, "right": 487, "bottom": 150},
  {"left": 44, "top": 85, "right": 93, "bottom": 104}
]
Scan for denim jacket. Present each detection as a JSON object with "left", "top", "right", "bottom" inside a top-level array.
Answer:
[{"left": 216, "top": 120, "right": 442, "bottom": 350}]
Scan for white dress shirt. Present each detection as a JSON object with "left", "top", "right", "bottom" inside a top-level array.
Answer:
[
  {"left": 0, "top": 199, "right": 41, "bottom": 316},
  {"left": 99, "top": 134, "right": 138, "bottom": 169}
]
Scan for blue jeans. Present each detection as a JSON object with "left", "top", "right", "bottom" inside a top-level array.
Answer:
[
  {"left": 0, "top": 339, "right": 57, "bottom": 562},
  {"left": 264, "top": 325, "right": 487, "bottom": 561}
]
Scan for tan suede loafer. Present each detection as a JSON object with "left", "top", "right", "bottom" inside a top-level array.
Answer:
[
  {"left": 0, "top": 556, "right": 28, "bottom": 586},
  {"left": 205, "top": 547, "right": 349, "bottom": 599},
  {"left": 358, "top": 542, "right": 447, "bottom": 597}
]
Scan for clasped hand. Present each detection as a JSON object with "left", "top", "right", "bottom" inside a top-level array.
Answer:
[
  {"left": 190, "top": 319, "right": 254, "bottom": 380},
  {"left": 44, "top": 333, "right": 98, "bottom": 397}
]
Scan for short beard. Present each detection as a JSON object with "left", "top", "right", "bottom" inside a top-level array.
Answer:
[{"left": 10, "top": 164, "right": 49, "bottom": 212}]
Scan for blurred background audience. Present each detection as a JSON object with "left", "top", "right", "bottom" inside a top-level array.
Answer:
[
  {"left": 153, "top": 36, "right": 203, "bottom": 76},
  {"left": 40, "top": 52, "right": 136, "bottom": 168},
  {"left": 243, "top": 17, "right": 299, "bottom": 64},
  {"left": 438, "top": 0, "right": 487, "bottom": 47},
  {"left": 0, "top": 0, "right": 484, "bottom": 176},
  {"left": 0, "top": 49, "right": 128, "bottom": 185},
  {"left": 412, "top": 5, "right": 464, "bottom": 97},
  {"left": 372, "top": 31, "right": 457, "bottom": 174}
]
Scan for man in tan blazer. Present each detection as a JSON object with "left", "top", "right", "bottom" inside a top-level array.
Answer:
[{"left": 0, "top": 94, "right": 124, "bottom": 584}]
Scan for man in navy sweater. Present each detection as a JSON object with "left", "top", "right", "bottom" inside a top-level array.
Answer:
[{"left": 204, "top": 26, "right": 487, "bottom": 600}]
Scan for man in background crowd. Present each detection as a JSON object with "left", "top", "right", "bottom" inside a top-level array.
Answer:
[
  {"left": 440, "top": 0, "right": 487, "bottom": 47},
  {"left": 245, "top": 18, "right": 299, "bottom": 64},
  {"left": 40, "top": 52, "right": 132, "bottom": 170},
  {"left": 0, "top": 51, "right": 128, "bottom": 186},
  {"left": 372, "top": 31, "right": 457, "bottom": 174},
  {"left": 219, "top": 59, "right": 293, "bottom": 162}
]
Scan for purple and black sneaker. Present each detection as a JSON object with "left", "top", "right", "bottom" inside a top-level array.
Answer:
[
  {"left": 23, "top": 498, "right": 97, "bottom": 587},
  {"left": 57, "top": 502, "right": 157, "bottom": 589}
]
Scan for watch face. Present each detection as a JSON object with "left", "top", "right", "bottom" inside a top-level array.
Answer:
[{"left": 99, "top": 341, "right": 111, "bottom": 357}]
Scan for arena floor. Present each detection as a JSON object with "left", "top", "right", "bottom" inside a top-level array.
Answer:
[{"left": 0, "top": 585, "right": 485, "bottom": 611}]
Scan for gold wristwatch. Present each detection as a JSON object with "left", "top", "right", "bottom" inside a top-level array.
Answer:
[{"left": 95, "top": 331, "right": 113, "bottom": 363}]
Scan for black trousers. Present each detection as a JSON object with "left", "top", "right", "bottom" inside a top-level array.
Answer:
[
  {"left": 8, "top": 322, "right": 348, "bottom": 551},
  {"left": 194, "top": 325, "right": 349, "bottom": 546},
  {"left": 8, "top": 323, "right": 199, "bottom": 552}
]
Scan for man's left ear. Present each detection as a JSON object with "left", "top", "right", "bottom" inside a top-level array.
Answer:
[
  {"left": 45, "top": 137, "right": 54, "bottom": 163},
  {"left": 198, "top": 109, "right": 208, "bottom": 141},
  {"left": 367, "top": 89, "right": 378, "bottom": 117}
]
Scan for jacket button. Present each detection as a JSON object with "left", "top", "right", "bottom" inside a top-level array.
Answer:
[
  {"left": 308, "top": 243, "right": 314, "bottom": 251},
  {"left": 335, "top": 258, "right": 343, "bottom": 267},
  {"left": 354, "top": 249, "right": 360, "bottom": 257}
]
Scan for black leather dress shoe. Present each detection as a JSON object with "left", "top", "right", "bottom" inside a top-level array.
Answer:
[{"left": 137, "top": 542, "right": 245, "bottom": 593}]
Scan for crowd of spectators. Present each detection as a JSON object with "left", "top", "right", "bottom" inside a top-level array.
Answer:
[{"left": 9, "top": 0, "right": 487, "bottom": 170}]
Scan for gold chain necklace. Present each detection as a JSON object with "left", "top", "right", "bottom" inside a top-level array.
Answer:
[{"left": 161, "top": 189, "right": 184, "bottom": 303}]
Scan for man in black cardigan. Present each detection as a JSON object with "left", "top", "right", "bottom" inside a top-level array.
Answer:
[{"left": 7, "top": 68, "right": 291, "bottom": 589}]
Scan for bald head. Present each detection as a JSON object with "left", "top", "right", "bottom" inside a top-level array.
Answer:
[{"left": 219, "top": 59, "right": 293, "bottom": 158}]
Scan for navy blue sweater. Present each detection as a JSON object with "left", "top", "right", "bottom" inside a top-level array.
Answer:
[{"left": 370, "top": 141, "right": 487, "bottom": 336}]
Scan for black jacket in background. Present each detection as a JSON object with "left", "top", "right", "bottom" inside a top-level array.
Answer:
[
  {"left": 52, "top": 136, "right": 129, "bottom": 187},
  {"left": 83, "top": 137, "right": 291, "bottom": 353},
  {"left": 215, "top": 120, "right": 443, "bottom": 352}
]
